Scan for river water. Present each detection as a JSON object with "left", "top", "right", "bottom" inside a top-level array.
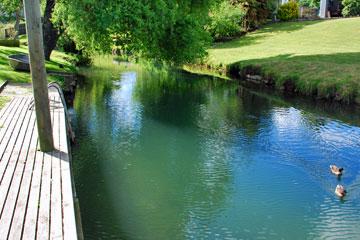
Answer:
[{"left": 70, "top": 61, "right": 360, "bottom": 239}]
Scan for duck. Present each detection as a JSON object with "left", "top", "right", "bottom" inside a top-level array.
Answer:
[
  {"left": 330, "top": 165, "right": 343, "bottom": 176},
  {"left": 335, "top": 184, "right": 346, "bottom": 198}
]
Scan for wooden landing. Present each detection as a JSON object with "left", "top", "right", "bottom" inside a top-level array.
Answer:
[{"left": 0, "top": 92, "right": 78, "bottom": 239}]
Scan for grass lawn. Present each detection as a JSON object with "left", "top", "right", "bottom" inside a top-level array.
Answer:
[
  {"left": 207, "top": 18, "right": 360, "bottom": 103},
  {"left": 0, "top": 36, "right": 76, "bottom": 84}
]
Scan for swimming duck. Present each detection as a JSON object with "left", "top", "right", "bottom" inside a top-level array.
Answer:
[
  {"left": 330, "top": 165, "right": 343, "bottom": 176},
  {"left": 335, "top": 184, "right": 346, "bottom": 198}
]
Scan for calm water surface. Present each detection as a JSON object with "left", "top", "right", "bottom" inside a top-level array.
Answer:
[{"left": 71, "top": 62, "right": 360, "bottom": 240}]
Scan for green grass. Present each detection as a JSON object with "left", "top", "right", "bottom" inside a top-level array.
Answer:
[
  {"left": 0, "top": 36, "right": 77, "bottom": 83},
  {"left": 206, "top": 18, "right": 360, "bottom": 103}
]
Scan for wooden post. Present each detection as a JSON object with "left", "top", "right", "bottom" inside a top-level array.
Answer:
[{"left": 23, "top": 0, "right": 54, "bottom": 152}]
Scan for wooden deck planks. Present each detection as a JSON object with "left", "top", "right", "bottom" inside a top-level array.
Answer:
[
  {"left": 0, "top": 98, "right": 26, "bottom": 148},
  {"left": 50, "top": 97, "right": 63, "bottom": 240},
  {"left": 7, "top": 112, "right": 38, "bottom": 240},
  {"left": 59, "top": 96, "right": 77, "bottom": 240},
  {"left": 0, "top": 108, "right": 36, "bottom": 238},
  {"left": 0, "top": 94, "right": 78, "bottom": 240},
  {"left": 22, "top": 141, "right": 43, "bottom": 239},
  {"left": 0, "top": 98, "right": 18, "bottom": 124}
]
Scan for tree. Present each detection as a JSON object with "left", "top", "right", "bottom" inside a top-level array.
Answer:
[
  {"left": 230, "top": 0, "right": 272, "bottom": 31},
  {"left": 0, "top": 0, "right": 59, "bottom": 59},
  {"left": 0, "top": 0, "right": 22, "bottom": 38},
  {"left": 53, "top": 0, "right": 217, "bottom": 65},
  {"left": 43, "top": 0, "right": 59, "bottom": 60}
]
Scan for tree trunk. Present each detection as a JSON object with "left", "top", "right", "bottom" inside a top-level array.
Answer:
[
  {"left": 14, "top": 8, "right": 21, "bottom": 39},
  {"left": 43, "top": 0, "right": 59, "bottom": 60}
]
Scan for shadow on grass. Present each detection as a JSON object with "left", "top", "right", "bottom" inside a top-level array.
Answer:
[
  {"left": 257, "top": 20, "right": 322, "bottom": 34},
  {"left": 212, "top": 20, "right": 322, "bottom": 50},
  {"left": 232, "top": 52, "right": 360, "bottom": 66},
  {"left": 212, "top": 34, "right": 266, "bottom": 49}
]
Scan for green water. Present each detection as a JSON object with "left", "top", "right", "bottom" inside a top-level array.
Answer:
[{"left": 71, "top": 62, "right": 360, "bottom": 240}]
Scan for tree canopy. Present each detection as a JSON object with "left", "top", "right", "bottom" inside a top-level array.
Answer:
[{"left": 54, "top": 0, "right": 217, "bottom": 65}]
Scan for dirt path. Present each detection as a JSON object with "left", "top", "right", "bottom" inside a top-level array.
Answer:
[{"left": 1, "top": 83, "right": 33, "bottom": 97}]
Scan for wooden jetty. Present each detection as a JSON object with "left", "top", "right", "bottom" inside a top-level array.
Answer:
[{"left": 0, "top": 90, "right": 79, "bottom": 239}]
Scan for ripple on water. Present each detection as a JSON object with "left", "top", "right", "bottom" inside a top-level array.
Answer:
[{"left": 73, "top": 69, "right": 360, "bottom": 240}]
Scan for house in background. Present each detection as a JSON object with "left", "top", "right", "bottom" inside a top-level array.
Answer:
[{"left": 280, "top": 0, "right": 343, "bottom": 18}]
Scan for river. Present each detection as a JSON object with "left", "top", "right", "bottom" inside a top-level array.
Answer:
[{"left": 70, "top": 59, "right": 360, "bottom": 239}]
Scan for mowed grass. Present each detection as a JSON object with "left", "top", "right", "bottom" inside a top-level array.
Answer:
[
  {"left": 0, "top": 38, "right": 76, "bottom": 83},
  {"left": 208, "top": 18, "right": 360, "bottom": 103}
]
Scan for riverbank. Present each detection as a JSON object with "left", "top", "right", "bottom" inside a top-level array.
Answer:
[
  {"left": 188, "top": 17, "right": 360, "bottom": 105},
  {"left": 0, "top": 38, "right": 77, "bottom": 84}
]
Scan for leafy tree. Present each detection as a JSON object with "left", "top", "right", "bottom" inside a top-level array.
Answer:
[
  {"left": 230, "top": 0, "right": 271, "bottom": 31},
  {"left": 342, "top": 0, "right": 360, "bottom": 16},
  {"left": 0, "top": 0, "right": 22, "bottom": 38},
  {"left": 53, "top": 0, "right": 216, "bottom": 65},
  {"left": 207, "top": 1, "right": 246, "bottom": 40},
  {"left": 0, "top": 0, "right": 59, "bottom": 60}
]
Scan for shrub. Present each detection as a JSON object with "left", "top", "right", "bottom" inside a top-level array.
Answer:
[
  {"left": 342, "top": 0, "right": 360, "bottom": 17},
  {"left": 278, "top": 1, "right": 300, "bottom": 21},
  {"left": 0, "top": 39, "right": 20, "bottom": 47},
  {"left": 231, "top": 0, "right": 273, "bottom": 31},
  {"left": 207, "top": 1, "right": 246, "bottom": 40}
]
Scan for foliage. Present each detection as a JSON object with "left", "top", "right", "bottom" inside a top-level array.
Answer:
[
  {"left": 0, "top": 39, "right": 20, "bottom": 47},
  {"left": 342, "top": 0, "right": 360, "bottom": 16},
  {"left": 230, "top": 0, "right": 272, "bottom": 31},
  {"left": 278, "top": 1, "right": 299, "bottom": 21},
  {"left": 56, "top": 32, "right": 79, "bottom": 54},
  {"left": 298, "top": 0, "right": 320, "bottom": 8},
  {"left": 0, "top": 0, "right": 22, "bottom": 23},
  {"left": 206, "top": 1, "right": 246, "bottom": 40},
  {"left": 0, "top": 0, "right": 21, "bottom": 15},
  {"left": 53, "top": 0, "right": 216, "bottom": 65}
]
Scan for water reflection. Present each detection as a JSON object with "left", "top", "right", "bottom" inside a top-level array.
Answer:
[{"left": 72, "top": 63, "right": 360, "bottom": 240}]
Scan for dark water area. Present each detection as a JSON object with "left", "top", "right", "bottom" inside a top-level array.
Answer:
[{"left": 70, "top": 61, "right": 360, "bottom": 240}]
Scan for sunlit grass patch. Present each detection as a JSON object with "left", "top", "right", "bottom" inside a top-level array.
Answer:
[{"left": 208, "top": 18, "right": 360, "bottom": 103}]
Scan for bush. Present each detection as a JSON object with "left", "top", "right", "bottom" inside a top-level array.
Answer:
[
  {"left": 0, "top": 39, "right": 20, "bottom": 47},
  {"left": 278, "top": 1, "right": 300, "bottom": 21},
  {"left": 207, "top": 1, "right": 246, "bottom": 40},
  {"left": 231, "top": 0, "right": 273, "bottom": 31},
  {"left": 342, "top": 0, "right": 360, "bottom": 17}
]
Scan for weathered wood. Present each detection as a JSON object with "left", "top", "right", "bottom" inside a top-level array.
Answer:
[
  {"left": 7, "top": 111, "right": 38, "bottom": 240},
  {"left": 22, "top": 140, "right": 43, "bottom": 239},
  {"left": 0, "top": 109, "right": 35, "bottom": 238},
  {"left": 36, "top": 102, "right": 54, "bottom": 239},
  {"left": 23, "top": 0, "right": 54, "bottom": 152},
  {"left": 59, "top": 95, "right": 78, "bottom": 240},
  {"left": 50, "top": 97, "right": 63, "bottom": 240},
  {"left": 0, "top": 98, "right": 24, "bottom": 144},
  {"left": 0, "top": 94, "right": 78, "bottom": 240},
  {"left": 0, "top": 97, "right": 15, "bottom": 122},
  {"left": 0, "top": 98, "right": 30, "bottom": 183}
]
